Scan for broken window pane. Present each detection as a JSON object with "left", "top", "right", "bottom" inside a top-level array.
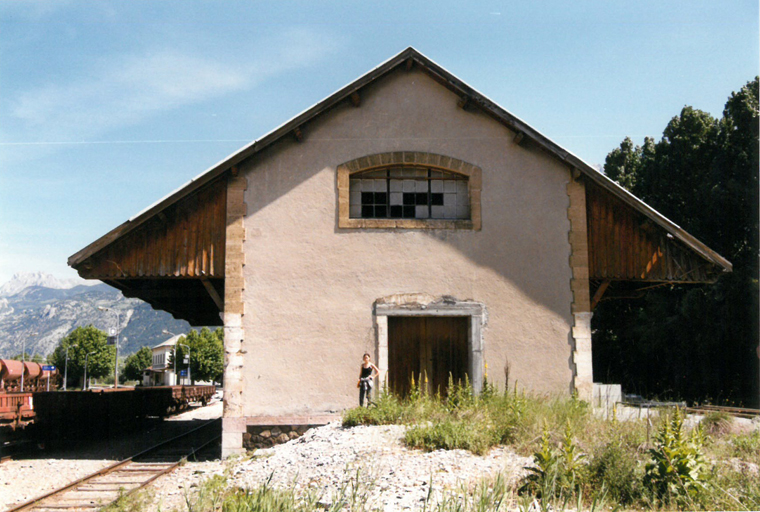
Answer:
[{"left": 348, "top": 167, "right": 469, "bottom": 220}]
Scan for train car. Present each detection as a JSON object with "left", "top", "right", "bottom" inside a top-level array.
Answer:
[{"left": 0, "top": 359, "right": 60, "bottom": 430}]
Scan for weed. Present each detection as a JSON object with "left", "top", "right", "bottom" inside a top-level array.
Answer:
[
  {"left": 700, "top": 411, "right": 734, "bottom": 436},
  {"left": 644, "top": 409, "right": 710, "bottom": 508}
]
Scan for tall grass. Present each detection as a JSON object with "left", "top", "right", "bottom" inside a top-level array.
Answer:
[{"left": 340, "top": 381, "right": 760, "bottom": 511}]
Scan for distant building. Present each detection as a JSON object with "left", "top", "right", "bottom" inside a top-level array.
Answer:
[{"left": 143, "top": 334, "right": 184, "bottom": 386}]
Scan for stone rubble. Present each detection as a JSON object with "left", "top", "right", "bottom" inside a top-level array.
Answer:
[{"left": 150, "top": 422, "right": 532, "bottom": 511}]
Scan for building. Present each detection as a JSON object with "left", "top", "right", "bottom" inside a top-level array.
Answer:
[
  {"left": 142, "top": 334, "right": 182, "bottom": 386},
  {"left": 68, "top": 48, "right": 731, "bottom": 456}
]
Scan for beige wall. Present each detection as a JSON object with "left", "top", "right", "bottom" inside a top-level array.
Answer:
[{"left": 238, "top": 68, "right": 575, "bottom": 418}]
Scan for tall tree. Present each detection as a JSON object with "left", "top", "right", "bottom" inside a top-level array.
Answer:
[
  {"left": 122, "top": 346, "right": 152, "bottom": 383},
  {"left": 594, "top": 78, "right": 759, "bottom": 407},
  {"left": 50, "top": 325, "right": 115, "bottom": 388}
]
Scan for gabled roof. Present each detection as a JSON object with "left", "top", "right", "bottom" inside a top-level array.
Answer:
[
  {"left": 152, "top": 334, "right": 183, "bottom": 350},
  {"left": 68, "top": 47, "right": 731, "bottom": 274}
]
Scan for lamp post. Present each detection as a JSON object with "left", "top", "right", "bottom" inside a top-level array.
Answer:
[
  {"left": 162, "top": 330, "right": 177, "bottom": 386},
  {"left": 178, "top": 343, "right": 190, "bottom": 385},
  {"left": 84, "top": 351, "right": 96, "bottom": 390},
  {"left": 20, "top": 331, "right": 37, "bottom": 392},
  {"left": 97, "top": 306, "right": 121, "bottom": 388},
  {"left": 63, "top": 343, "right": 78, "bottom": 391}
]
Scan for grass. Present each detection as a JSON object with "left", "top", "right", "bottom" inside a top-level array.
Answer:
[{"left": 171, "top": 380, "right": 760, "bottom": 512}]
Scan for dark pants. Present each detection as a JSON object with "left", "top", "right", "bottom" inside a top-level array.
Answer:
[{"left": 359, "top": 380, "right": 372, "bottom": 406}]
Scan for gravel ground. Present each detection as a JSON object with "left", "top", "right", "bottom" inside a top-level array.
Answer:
[
  {"left": 0, "top": 396, "right": 223, "bottom": 512},
  {"left": 2, "top": 397, "right": 531, "bottom": 512},
  {"left": 146, "top": 422, "right": 531, "bottom": 512}
]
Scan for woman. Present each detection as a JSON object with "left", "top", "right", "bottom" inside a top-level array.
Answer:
[{"left": 358, "top": 353, "right": 380, "bottom": 407}]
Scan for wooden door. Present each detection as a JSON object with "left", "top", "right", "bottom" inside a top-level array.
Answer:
[{"left": 388, "top": 316, "right": 469, "bottom": 397}]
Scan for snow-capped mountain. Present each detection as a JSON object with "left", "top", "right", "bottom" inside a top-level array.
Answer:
[
  {"left": 0, "top": 272, "right": 190, "bottom": 358},
  {"left": 0, "top": 271, "right": 93, "bottom": 297}
]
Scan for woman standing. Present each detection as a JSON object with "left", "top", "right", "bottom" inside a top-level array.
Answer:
[{"left": 358, "top": 353, "right": 380, "bottom": 407}]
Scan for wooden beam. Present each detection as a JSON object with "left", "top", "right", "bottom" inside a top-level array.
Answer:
[
  {"left": 405, "top": 57, "right": 413, "bottom": 71},
  {"left": 350, "top": 91, "right": 360, "bottom": 107},
  {"left": 591, "top": 280, "right": 611, "bottom": 310},
  {"left": 230, "top": 165, "right": 239, "bottom": 177},
  {"left": 457, "top": 95, "right": 475, "bottom": 111},
  {"left": 293, "top": 127, "right": 303, "bottom": 142},
  {"left": 201, "top": 276, "right": 224, "bottom": 312},
  {"left": 572, "top": 168, "right": 582, "bottom": 181},
  {"left": 513, "top": 131, "right": 525, "bottom": 146}
]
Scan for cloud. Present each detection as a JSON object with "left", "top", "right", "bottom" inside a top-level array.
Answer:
[{"left": 6, "top": 28, "right": 340, "bottom": 145}]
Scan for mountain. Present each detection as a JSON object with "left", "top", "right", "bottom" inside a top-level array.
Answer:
[
  {"left": 0, "top": 271, "right": 91, "bottom": 297},
  {"left": 0, "top": 273, "right": 191, "bottom": 358}
]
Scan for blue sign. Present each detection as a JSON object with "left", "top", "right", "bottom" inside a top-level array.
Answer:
[
  {"left": 179, "top": 370, "right": 188, "bottom": 376},
  {"left": 42, "top": 365, "right": 56, "bottom": 371}
]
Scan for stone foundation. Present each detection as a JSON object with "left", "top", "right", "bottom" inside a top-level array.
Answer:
[{"left": 243, "top": 424, "right": 317, "bottom": 450}]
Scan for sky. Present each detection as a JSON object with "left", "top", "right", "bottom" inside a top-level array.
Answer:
[{"left": 0, "top": 0, "right": 757, "bottom": 286}]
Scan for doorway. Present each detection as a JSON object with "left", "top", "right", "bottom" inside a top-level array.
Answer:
[{"left": 387, "top": 316, "right": 469, "bottom": 397}]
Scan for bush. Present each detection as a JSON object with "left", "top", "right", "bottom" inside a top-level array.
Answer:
[
  {"left": 586, "top": 438, "right": 644, "bottom": 505},
  {"left": 700, "top": 411, "right": 734, "bottom": 436}
]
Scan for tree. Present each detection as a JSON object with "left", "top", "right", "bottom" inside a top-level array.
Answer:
[
  {"left": 594, "top": 78, "right": 759, "bottom": 406},
  {"left": 169, "top": 327, "right": 224, "bottom": 384},
  {"left": 122, "top": 346, "right": 152, "bottom": 383},
  {"left": 50, "top": 325, "right": 115, "bottom": 388},
  {"left": 10, "top": 352, "right": 47, "bottom": 363}
]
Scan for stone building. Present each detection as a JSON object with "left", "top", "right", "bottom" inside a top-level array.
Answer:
[{"left": 69, "top": 48, "right": 731, "bottom": 456}]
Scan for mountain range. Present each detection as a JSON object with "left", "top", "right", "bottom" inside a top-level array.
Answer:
[{"left": 0, "top": 272, "right": 191, "bottom": 358}]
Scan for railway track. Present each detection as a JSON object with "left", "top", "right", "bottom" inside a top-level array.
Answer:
[
  {"left": 7, "top": 418, "right": 221, "bottom": 512},
  {"left": 685, "top": 404, "right": 760, "bottom": 419}
]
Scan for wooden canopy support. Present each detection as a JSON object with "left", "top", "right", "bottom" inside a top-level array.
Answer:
[
  {"left": 350, "top": 91, "right": 360, "bottom": 107},
  {"left": 293, "top": 127, "right": 303, "bottom": 142},
  {"left": 513, "top": 131, "right": 525, "bottom": 146},
  {"left": 591, "top": 280, "right": 610, "bottom": 310},
  {"left": 201, "top": 276, "right": 224, "bottom": 312}
]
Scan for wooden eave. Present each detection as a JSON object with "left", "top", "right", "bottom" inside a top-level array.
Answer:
[{"left": 68, "top": 48, "right": 731, "bottom": 322}]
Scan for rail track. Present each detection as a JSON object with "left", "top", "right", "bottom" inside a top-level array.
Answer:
[
  {"left": 7, "top": 418, "right": 221, "bottom": 512},
  {"left": 684, "top": 404, "right": 760, "bottom": 419}
]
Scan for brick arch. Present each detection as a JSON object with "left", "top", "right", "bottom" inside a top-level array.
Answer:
[{"left": 337, "top": 152, "right": 482, "bottom": 230}]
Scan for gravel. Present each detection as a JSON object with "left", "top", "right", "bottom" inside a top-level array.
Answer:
[
  {"left": 147, "top": 422, "right": 531, "bottom": 511},
  {"left": 2, "top": 396, "right": 532, "bottom": 512}
]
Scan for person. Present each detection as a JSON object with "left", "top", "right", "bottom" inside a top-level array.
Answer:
[{"left": 358, "top": 353, "right": 379, "bottom": 407}]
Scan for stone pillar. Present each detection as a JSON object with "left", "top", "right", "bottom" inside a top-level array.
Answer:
[
  {"left": 375, "top": 315, "right": 388, "bottom": 395},
  {"left": 567, "top": 173, "right": 593, "bottom": 400},
  {"left": 222, "top": 172, "right": 247, "bottom": 458}
]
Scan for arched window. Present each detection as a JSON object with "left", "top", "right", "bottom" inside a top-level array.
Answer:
[
  {"left": 337, "top": 152, "right": 481, "bottom": 230},
  {"left": 350, "top": 167, "right": 469, "bottom": 220}
]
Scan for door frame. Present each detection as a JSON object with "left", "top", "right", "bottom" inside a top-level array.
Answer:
[{"left": 373, "top": 297, "right": 486, "bottom": 394}]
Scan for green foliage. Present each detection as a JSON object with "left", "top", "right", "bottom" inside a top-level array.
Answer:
[
  {"left": 50, "top": 325, "right": 115, "bottom": 387},
  {"left": 596, "top": 77, "right": 759, "bottom": 407},
  {"left": 122, "top": 346, "right": 152, "bottom": 382},
  {"left": 586, "top": 434, "right": 645, "bottom": 505},
  {"left": 342, "top": 386, "right": 403, "bottom": 426},
  {"left": 644, "top": 410, "right": 710, "bottom": 507},
  {"left": 169, "top": 327, "right": 224, "bottom": 383},
  {"left": 700, "top": 411, "right": 734, "bottom": 436},
  {"left": 10, "top": 352, "right": 47, "bottom": 363}
]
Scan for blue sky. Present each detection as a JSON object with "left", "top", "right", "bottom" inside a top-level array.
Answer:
[{"left": 1, "top": 0, "right": 757, "bottom": 285}]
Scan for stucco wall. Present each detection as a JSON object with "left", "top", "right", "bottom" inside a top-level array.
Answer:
[{"left": 238, "top": 68, "right": 575, "bottom": 417}]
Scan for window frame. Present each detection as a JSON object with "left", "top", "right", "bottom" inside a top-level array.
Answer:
[{"left": 337, "top": 152, "right": 481, "bottom": 230}]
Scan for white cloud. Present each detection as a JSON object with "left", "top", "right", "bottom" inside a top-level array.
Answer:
[{"left": 7, "top": 28, "right": 340, "bottom": 145}]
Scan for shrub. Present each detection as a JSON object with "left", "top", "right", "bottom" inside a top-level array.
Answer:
[
  {"left": 700, "top": 411, "right": 734, "bottom": 436},
  {"left": 586, "top": 438, "right": 644, "bottom": 505}
]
